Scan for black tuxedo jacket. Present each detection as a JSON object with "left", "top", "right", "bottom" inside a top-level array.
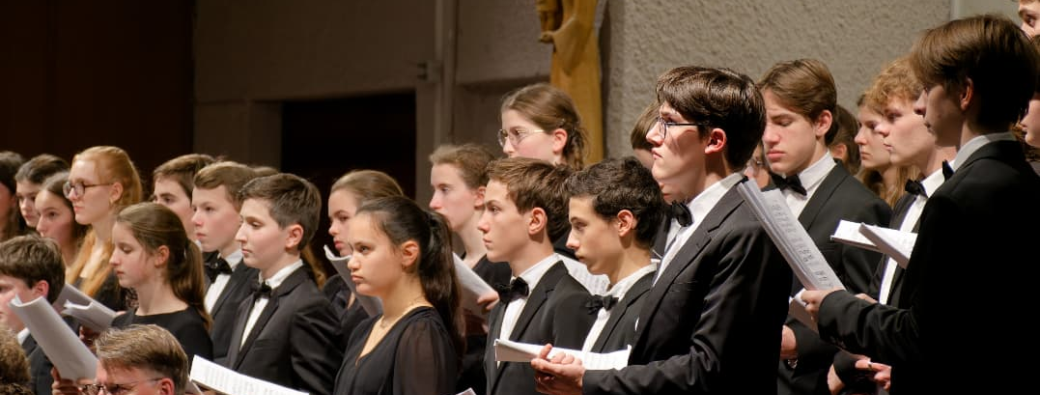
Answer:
[
  {"left": 817, "top": 140, "right": 1040, "bottom": 394},
  {"left": 226, "top": 267, "right": 342, "bottom": 395},
  {"left": 22, "top": 334, "right": 54, "bottom": 395},
  {"left": 779, "top": 164, "right": 891, "bottom": 395},
  {"left": 589, "top": 271, "right": 653, "bottom": 353},
  {"left": 583, "top": 186, "right": 792, "bottom": 395},
  {"left": 485, "top": 261, "right": 584, "bottom": 395},
  {"left": 866, "top": 193, "right": 917, "bottom": 302},
  {"left": 544, "top": 275, "right": 596, "bottom": 349},
  {"left": 208, "top": 258, "right": 259, "bottom": 365}
]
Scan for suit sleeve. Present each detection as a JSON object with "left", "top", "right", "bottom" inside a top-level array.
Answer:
[
  {"left": 289, "top": 297, "right": 343, "bottom": 395},
  {"left": 583, "top": 225, "right": 788, "bottom": 394}
]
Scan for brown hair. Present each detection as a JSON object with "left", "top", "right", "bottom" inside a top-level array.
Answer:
[
  {"left": 330, "top": 170, "right": 404, "bottom": 202},
  {"left": 630, "top": 102, "right": 658, "bottom": 151},
  {"left": 239, "top": 174, "right": 325, "bottom": 282},
  {"left": 40, "top": 172, "right": 89, "bottom": 248},
  {"left": 658, "top": 66, "right": 767, "bottom": 168},
  {"left": 116, "top": 203, "right": 210, "bottom": 330},
  {"left": 485, "top": 157, "right": 572, "bottom": 241},
  {"left": 96, "top": 325, "right": 188, "bottom": 395},
  {"left": 0, "top": 152, "right": 27, "bottom": 241},
  {"left": 909, "top": 14, "right": 1039, "bottom": 131},
  {"left": 0, "top": 327, "right": 30, "bottom": 386},
  {"left": 864, "top": 57, "right": 923, "bottom": 116},
  {"left": 0, "top": 235, "right": 65, "bottom": 303},
  {"left": 14, "top": 154, "right": 69, "bottom": 185},
  {"left": 501, "top": 83, "right": 588, "bottom": 169},
  {"left": 758, "top": 58, "right": 837, "bottom": 138},
  {"left": 152, "top": 154, "right": 217, "bottom": 199},
  {"left": 193, "top": 162, "right": 258, "bottom": 210},
  {"left": 356, "top": 197, "right": 463, "bottom": 360},
  {"left": 429, "top": 144, "right": 497, "bottom": 189},
  {"left": 565, "top": 157, "right": 665, "bottom": 249},
  {"left": 828, "top": 104, "right": 862, "bottom": 175},
  {"left": 68, "top": 146, "right": 142, "bottom": 299}
]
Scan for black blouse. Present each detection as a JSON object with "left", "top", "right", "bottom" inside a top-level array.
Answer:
[
  {"left": 333, "top": 307, "right": 458, "bottom": 395},
  {"left": 111, "top": 307, "right": 213, "bottom": 362}
]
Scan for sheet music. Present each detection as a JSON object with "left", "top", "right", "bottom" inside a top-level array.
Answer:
[
  {"left": 52, "top": 286, "right": 94, "bottom": 311},
  {"left": 323, "top": 245, "right": 383, "bottom": 316},
  {"left": 560, "top": 255, "right": 610, "bottom": 295},
  {"left": 62, "top": 301, "right": 117, "bottom": 332},
  {"left": 858, "top": 224, "right": 915, "bottom": 269},
  {"left": 788, "top": 290, "right": 818, "bottom": 333},
  {"left": 493, "top": 339, "right": 629, "bottom": 370},
  {"left": 830, "top": 220, "right": 880, "bottom": 253},
  {"left": 736, "top": 182, "right": 845, "bottom": 291},
  {"left": 10, "top": 295, "right": 97, "bottom": 380},
  {"left": 190, "top": 356, "right": 308, "bottom": 395},
  {"left": 453, "top": 253, "right": 497, "bottom": 316}
]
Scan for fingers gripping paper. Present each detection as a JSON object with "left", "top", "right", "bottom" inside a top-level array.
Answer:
[{"left": 736, "top": 182, "right": 844, "bottom": 291}]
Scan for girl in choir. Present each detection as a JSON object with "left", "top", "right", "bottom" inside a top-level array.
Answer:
[
  {"left": 333, "top": 196, "right": 461, "bottom": 395},
  {"left": 499, "top": 82, "right": 588, "bottom": 169},
  {"left": 35, "top": 172, "right": 88, "bottom": 271},
  {"left": 325, "top": 170, "right": 405, "bottom": 343},
  {"left": 428, "top": 144, "right": 511, "bottom": 395},
  {"left": 65, "top": 146, "right": 143, "bottom": 311},
  {"left": 0, "top": 151, "right": 28, "bottom": 242},
  {"left": 854, "top": 102, "right": 916, "bottom": 207},
  {"left": 108, "top": 202, "right": 212, "bottom": 360},
  {"left": 14, "top": 154, "right": 69, "bottom": 230}
]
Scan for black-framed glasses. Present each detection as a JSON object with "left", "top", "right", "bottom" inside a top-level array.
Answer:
[
  {"left": 655, "top": 116, "right": 704, "bottom": 140},
  {"left": 498, "top": 127, "right": 545, "bottom": 147},
  {"left": 63, "top": 180, "right": 113, "bottom": 198},
  {"left": 80, "top": 377, "right": 163, "bottom": 395}
]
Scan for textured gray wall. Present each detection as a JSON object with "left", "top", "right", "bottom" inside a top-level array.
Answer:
[{"left": 602, "top": 0, "right": 950, "bottom": 158}]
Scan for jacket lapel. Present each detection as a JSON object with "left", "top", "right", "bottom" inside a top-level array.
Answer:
[
  {"left": 211, "top": 260, "right": 252, "bottom": 315},
  {"left": 232, "top": 268, "right": 307, "bottom": 368},
  {"left": 798, "top": 163, "right": 848, "bottom": 230},
  {"left": 591, "top": 272, "right": 652, "bottom": 353},
  {"left": 509, "top": 262, "right": 566, "bottom": 341}
]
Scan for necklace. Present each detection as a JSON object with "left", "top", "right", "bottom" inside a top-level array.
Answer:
[{"left": 378, "top": 295, "right": 427, "bottom": 329}]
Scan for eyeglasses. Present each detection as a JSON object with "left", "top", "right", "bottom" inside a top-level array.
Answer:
[
  {"left": 498, "top": 128, "right": 545, "bottom": 148},
  {"left": 80, "top": 377, "right": 163, "bottom": 395},
  {"left": 63, "top": 180, "right": 113, "bottom": 198},
  {"left": 654, "top": 116, "right": 704, "bottom": 140}
]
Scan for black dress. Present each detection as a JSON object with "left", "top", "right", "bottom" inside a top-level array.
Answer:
[
  {"left": 458, "top": 255, "right": 511, "bottom": 395},
  {"left": 111, "top": 307, "right": 213, "bottom": 361},
  {"left": 333, "top": 307, "right": 458, "bottom": 395},
  {"left": 322, "top": 274, "right": 371, "bottom": 349}
]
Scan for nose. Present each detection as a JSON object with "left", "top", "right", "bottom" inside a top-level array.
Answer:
[
  {"left": 328, "top": 222, "right": 338, "bottom": 236},
  {"left": 854, "top": 127, "right": 870, "bottom": 146},
  {"left": 429, "top": 194, "right": 441, "bottom": 211},
  {"left": 502, "top": 139, "right": 516, "bottom": 157},
  {"left": 347, "top": 256, "right": 360, "bottom": 271},
  {"left": 913, "top": 91, "right": 927, "bottom": 117},
  {"left": 646, "top": 122, "right": 664, "bottom": 146},
  {"left": 477, "top": 211, "right": 490, "bottom": 234},
  {"left": 762, "top": 125, "right": 780, "bottom": 145},
  {"left": 234, "top": 223, "right": 247, "bottom": 244},
  {"left": 191, "top": 210, "right": 203, "bottom": 227},
  {"left": 565, "top": 230, "right": 579, "bottom": 251}
]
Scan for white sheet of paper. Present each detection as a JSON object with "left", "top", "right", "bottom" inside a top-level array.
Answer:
[
  {"left": 454, "top": 253, "right": 497, "bottom": 316},
  {"left": 493, "top": 339, "right": 629, "bottom": 370},
  {"left": 52, "top": 286, "right": 94, "bottom": 311},
  {"left": 323, "top": 245, "right": 383, "bottom": 316},
  {"left": 830, "top": 220, "right": 880, "bottom": 252},
  {"left": 858, "top": 224, "right": 916, "bottom": 269},
  {"left": 737, "top": 182, "right": 845, "bottom": 291},
  {"left": 62, "top": 300, "right": 117, "bottom": 332},
  {"left": 456, "top": 389, "right": 477, "bottom": 395},
  {"left": 10, "top": 295, "right": 97, "bottom": 380},
  {"left": 190, "top": 355, "right": 308, "bottom": 395},
  {"left": 788, "top": 290, "right": 818, "bottom": 333}
]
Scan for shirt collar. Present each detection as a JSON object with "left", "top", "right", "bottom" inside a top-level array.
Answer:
[
  {"left": 221, "top": 249, "right": 244, "bottom": 270},
  {"left": 794, "top": 152, "right": 836, "bottom": 194},
  {"left": 921, "top": 166, "right": 947, "bottom": 197},
  {"left": 605, "top": 263, "right": 657, "bottom": 301},
  {"left": 258, "top": 259, "right": 305, "bottom": 290},
  {"left": 515, "top": 253, "right": 560, "bottom": 293},
  {"left": 688, "top": 173, "right": 744, "bottom": 227},
  {"left": 951, "top": 132, "right": 1016, "bottom": 171},
  {"left": 17, "top": 328, "right": 29, "bottom": 345}
]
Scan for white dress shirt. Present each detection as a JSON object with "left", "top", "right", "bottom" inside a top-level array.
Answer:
[
  {"left": 781, "top": 153, "right": 837, "bottom": 219},
  {"left": 204, "top": 249, "right": 243, "bottom": 312},
  {"left": 877, "top": 168, "right": 945, "bottom": 305},
  {"left": 499, "top": 253, "right": 559, "bottom": 342},
  {"left": 656, "top": 173, "right": 744, "bottom": 285},
  {"left": 581, "top": 263, "right": 657, "bottom": 352}
]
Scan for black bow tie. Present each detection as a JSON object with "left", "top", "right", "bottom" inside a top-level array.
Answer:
[
  {"left": 904, "top": 179, "right": 928, "bottom": 197},
  {"left": 669, "top": 200, "right": 693, "bottom": 227},
  {"left": 205, "top": 258, "right": 233, "bottom": 283},
  {"left": 770, "top": 173, "right": 807, "bottom": 195},
  {"left": 253, "top": 281, "right": 273, "bottom": 301},
  {"left": 497, "top": 278, "right": 529, "bottom": 303},
  {"left": 942, "top": 161, "right": 954, "bottom": 180},
  {"left": 585, "top": 294, "right": 619, "bottom": 315}
]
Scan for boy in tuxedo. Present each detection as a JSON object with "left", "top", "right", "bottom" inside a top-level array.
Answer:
[
  {"left": 532, "top": 66, "right": 792, "bottom": 395},
  {"left": 225, "top": 173, "right": 341, "bottom": 395},
  {"left": 152, "top": 153, "right": 215, "bottom": 242},
  {"left": 561, "top": 156, "right": 664, "bottom": 353},
  {"left": 803, "top": 15, "right": 1040, "bottom": 394},
  {"left": 480, "top": 158, "right": 593, "bottom": 395},
  {"left": 0, "top": 235, "right": 64, "bottom": 395},
  {"left": 758, "top": 58, "right": 891, "bottom": 395},
  {"left": 191, "top": 161, "right": 260, "bottom": 364}
]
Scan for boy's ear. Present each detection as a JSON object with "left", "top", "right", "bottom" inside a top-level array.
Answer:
[
  {"left": 284, "top": 223, "right": 305, "bottom": 251},
  {"left": 813, "top": 109, "right": 833, "bottom": 139},
  {"left": 615, "top": 209, "right": 637, "bottom": 238},
  {"left": 400, "top": 240, "right": 420, "bottom": 269},
  {"left": 474, "top": 185, "right": 487, "bottom": 208},
  {"left": 528, "top": 207, "right": 548, "bottom": 236},
  {"left": 703, "top": 128, "right": 727, "bottom": 155},
  {"left": 30, "top": 280, "right": 49, "bottom": 300},
  {"left": 959, "top": 78, "right": 975, "bottom": 111}
]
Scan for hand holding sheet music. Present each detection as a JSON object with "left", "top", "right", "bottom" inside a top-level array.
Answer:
[
  {"left": 494, "top": 339, "right": 629, "bottom": 370},
  {"left": 736, "top": 182, "right": 844, "bottom": 290}
]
